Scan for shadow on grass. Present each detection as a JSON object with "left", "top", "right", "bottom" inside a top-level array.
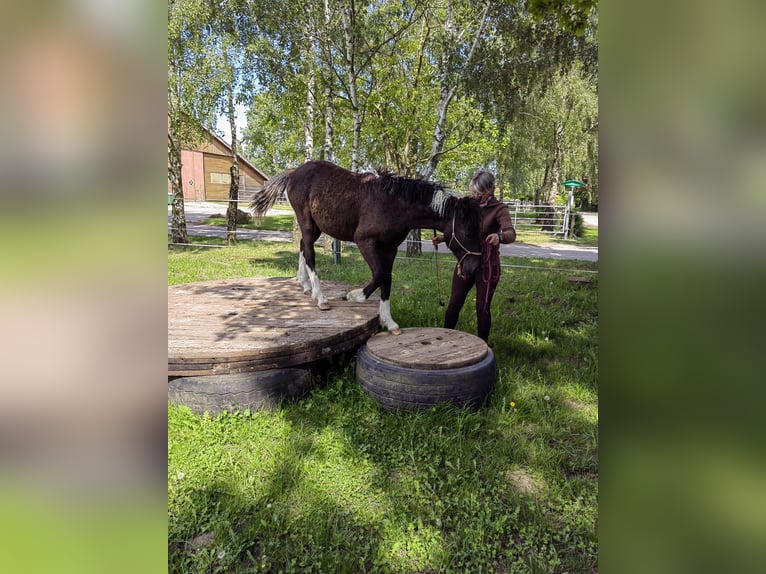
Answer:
[
  {"left": 168, "top": 244, "right": 598, "bottom": 574},
  {"left": 169, "top": 343, "right": 597, "bottom": 573}
]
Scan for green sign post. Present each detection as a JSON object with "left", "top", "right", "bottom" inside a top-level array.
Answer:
[{"left": 561, "top": 180, "right": 586, "bottom": 238}]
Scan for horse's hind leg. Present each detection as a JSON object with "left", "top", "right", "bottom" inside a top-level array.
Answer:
[
  {"left": 299, "top": 223, "right": 329, "bottom": 310},
  {"left": 297, "top": 243, "right": 311, "bottom": 294}
]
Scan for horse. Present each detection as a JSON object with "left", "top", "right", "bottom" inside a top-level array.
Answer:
[{"left": 250, "top": 160, "right": 482, "bottom": 334}]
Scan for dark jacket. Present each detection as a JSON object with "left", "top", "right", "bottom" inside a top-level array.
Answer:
[{"left": 479, "top": 197, "right": 516, "bottom": 244}]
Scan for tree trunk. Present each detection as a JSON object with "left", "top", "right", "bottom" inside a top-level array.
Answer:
[
  {"left": 534, "top": 162, "right": 548, "bottom": 209},
  {"left": 225, "top": 83, "right": 239, "bottom": 245},
  {"left": 411, "top": 1, "right": 490, "bottom": 256},
  {"left": 321, "top": 0, "right": 335, "bottom": 163},
  {"left": 304, "top": 38, "right": 316, "bottom": 160},
  {"left": 419, "top": 84, "right": 455, "bottom": 180},
  {"left": 167, "top": 55, "right": 188, "bottom": 245},
  {"left": 340, "top": 0, "right": 361, "bottom": 172},
  {"left": 540, "top": 123, "right": 563, "bottom": 232},
  {"left": 419, "top": 0, "right": 490, "bottom": 179},
  {"left": 322, "top": 82, "right": 334, "bottom": 161},
  {"left": 167, "top": 124, "right": 188, "bottom": 245},
  {"left": 319, "top": 75, "right": 337, "bottom": 253},
  {"left": 404, "top": 229, "right": 421, "bottom": 257}
]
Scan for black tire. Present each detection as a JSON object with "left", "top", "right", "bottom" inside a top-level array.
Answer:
[
  {"left": 168, "top": 368, "right": 313, "bottom": 414},
  {"left": 356, "top": 345, "right": 496, "bottom": 411}
]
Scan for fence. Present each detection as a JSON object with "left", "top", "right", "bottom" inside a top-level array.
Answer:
[
  {"left": 234, "top": 186, "right": 290, "bottom": 207},
  {"left": 172, "top": 196, "right": 575, "bottom": 235},
  {"left": 503, "top": 200, "right": 576, "bottom": 239},
  {"left": 168, "top": 198, "right": 595, "bottom": 273}
]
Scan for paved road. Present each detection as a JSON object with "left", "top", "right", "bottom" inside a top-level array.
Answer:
[
  {"left": 169, "top": 203, "right": 598, "bottom": 262},
  {"left": 580, "top": 212, "right": 598, "bottom": 228}
]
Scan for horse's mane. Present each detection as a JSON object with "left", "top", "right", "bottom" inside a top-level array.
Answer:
[{"left": 369, "top": 169, "right": 460, "bottom": 218}]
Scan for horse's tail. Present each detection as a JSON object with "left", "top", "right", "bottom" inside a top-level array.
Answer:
[{"left": 250, "top": 169, "right": 292, "bottom": 221}]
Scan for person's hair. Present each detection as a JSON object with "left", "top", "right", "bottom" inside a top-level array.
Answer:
[{"left": 469, "top": 171, "right": 496, "bottom": 197}]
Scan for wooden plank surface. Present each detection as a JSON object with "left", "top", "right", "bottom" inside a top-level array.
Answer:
[
  {"left": 365, "top": 327, "right": 487, "bottom": 370},
  {"left": 168, "top": 277, "right": 380, "bottom": 375}
]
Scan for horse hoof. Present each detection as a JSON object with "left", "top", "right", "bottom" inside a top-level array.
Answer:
[
  {"left": 390, "top": 328, "right": 402, "bottom": 335},
  {"left": 318, "top": 302, "right": 331, "bottom": 311},
  {"left": 346, "top": 288, "right": 366, "bottom": 303}
]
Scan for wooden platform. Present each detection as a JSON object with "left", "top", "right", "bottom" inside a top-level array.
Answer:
[
  {"left": 168, "top": 277, "right": 380, "bottom": 376},
  {"left": 365, "top": 328, "right": 488, "bottom": 370}
]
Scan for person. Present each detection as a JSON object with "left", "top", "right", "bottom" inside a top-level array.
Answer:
[{"left": 432, "top": 171, "right": 516, "bottom": 343}]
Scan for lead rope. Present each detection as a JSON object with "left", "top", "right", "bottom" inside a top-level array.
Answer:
[
  {"left": 433, "top": 229, "right": 445, "bottom": 307},
  {"left": 482, "top": 242, "right": 501, "bottom": 308},
  {"left": 447, "top": 212, "right": 481, "bottom": 278}
]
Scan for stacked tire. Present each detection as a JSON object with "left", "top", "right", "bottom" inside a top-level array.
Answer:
[
  {"left": 356, "top": 328, "right": 496, "bottom": 411},
  {"left": 168, "top": 368, "right": 313, "bottom": 414}
]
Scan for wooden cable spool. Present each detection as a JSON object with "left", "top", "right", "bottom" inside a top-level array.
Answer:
[{"left": 356, "top": 328, "right": 497, "bottom": 411}]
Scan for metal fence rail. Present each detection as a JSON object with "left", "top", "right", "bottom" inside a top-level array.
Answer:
[
  {"left": 503, "top": 201, "right": 576, "bottom": 238},
  {"left": 168, "top": 199, "right": 596, "bottom": 272},
  {"left": 170, "top": 197, "right": 576, "bottom": 234}
]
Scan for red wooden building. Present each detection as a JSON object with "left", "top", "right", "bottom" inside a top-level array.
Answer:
[{"left": 170, "top": 127, "right": 268, "bottom": 203}]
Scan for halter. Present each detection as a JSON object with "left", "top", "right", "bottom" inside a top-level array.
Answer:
[{"left": 447, "top": 211, "right": 481, "bottom": 278}]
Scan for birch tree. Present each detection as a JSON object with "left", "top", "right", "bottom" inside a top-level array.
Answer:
[
  {"left": 405, "top": 0, "right": 491, "bottom": 256},
  {"left": 168, "top": 0, "right": 218, "bottom": 245},
  {"left": 205, "top": 0, "right": 260, "bottom": 245},
  {"left": 417, "top": 0, "right": 491, "bottom": 180}
]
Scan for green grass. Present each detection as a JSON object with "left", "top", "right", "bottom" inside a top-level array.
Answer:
[
  {"left": 200, "top": 214, "right": 295, "bottom": 231},
  {"left": 573, "top": 226, "right": 598, "bottom": 246},
  {"left": 514, "top": 229, "right": 598, "bottom": 247},
  {"left": 168, "top": 239, "right": 598, "bottom": 573}
]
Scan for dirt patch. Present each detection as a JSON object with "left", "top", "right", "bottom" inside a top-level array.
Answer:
[
  {"left": 188, "top": 531, "right": 215, "bottom": 549},
  {"left": 507, "top": 467, "right": 540, "bottom": 495}
]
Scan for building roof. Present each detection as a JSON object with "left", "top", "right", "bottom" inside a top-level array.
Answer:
[{"left": 203, "top": 128, "right": 269, "bottom": 181}]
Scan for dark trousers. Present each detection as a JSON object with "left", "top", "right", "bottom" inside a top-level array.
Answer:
[{"left": 444, "top": 255, "right": 500, "bottom": 342}]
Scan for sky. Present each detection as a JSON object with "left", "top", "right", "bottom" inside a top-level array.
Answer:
[{"left": 215, "top": 104, "right": 249, "bottom": 146}]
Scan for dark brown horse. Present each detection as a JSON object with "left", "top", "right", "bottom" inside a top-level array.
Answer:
[{"left": 251, "top": 160, "right": 482, "bottom": 334}]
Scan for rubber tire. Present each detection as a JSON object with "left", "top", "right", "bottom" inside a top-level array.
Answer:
[
  {"left": 168, "top": 367, "right": 313, "bottom": 414},
  {"left": 356, "top": 345, "right": 496, "bottom": 411}
]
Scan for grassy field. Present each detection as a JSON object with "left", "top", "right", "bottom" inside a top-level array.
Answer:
[
  {"left": 168, "top": 239, "right": 598, "bottom": 573},
  {"left": 200, "top": 214, "right": 295, "bottom": 231}
]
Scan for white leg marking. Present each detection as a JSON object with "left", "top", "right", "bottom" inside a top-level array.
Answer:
[
  {"left": 307, "top": 267, "right": 329, "bottom": 309},
  {"left": 379, "top": 300, "right": 400, "bottom": 334},
  {"left": 346, "top": 288, "right": 367, "bottom": 303},
  {"left": 297, "top": 253, "right": 311, "bottom": 293}
]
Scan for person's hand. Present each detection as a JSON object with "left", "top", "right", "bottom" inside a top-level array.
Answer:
[
  {"left": 486, "top": 232, "right": 500, "bottom": 247},
  {"left": 432, "top": 234, "right": 444, "bottom": 247}
]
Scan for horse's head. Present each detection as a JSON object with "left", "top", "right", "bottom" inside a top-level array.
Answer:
[{"left": 445, "top": 197, "right": 482, "bottom": 278}]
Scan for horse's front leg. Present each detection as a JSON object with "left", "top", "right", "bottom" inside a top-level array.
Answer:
[
  {"left": 377, "top": 248, "right": 400, "bottom": 335},
  {"left": 349, "top": 242, "right": 400, "bottom": 334}
]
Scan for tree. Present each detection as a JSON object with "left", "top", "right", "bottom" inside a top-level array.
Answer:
[
  {"left": 236, "top": 0, "right": 598, "bottom": 239},
  {"left": 417, "top": 0, "right": 491, "bottom": 180},
  {"left": 527, "top": 0, "right": 597, "bottom": 36},
  {"left": 167, "top": 0, "right": 219, "bottom": 245},
  {"left": 334, "top": 0, "right": 422, "bottom": 171},
  {"left": 202, "top": 0, "right": 261, "bottom": 245},
  {"left": 496, "top": 62, "right": 596, "bottom": 228},
  {"left": 404, "top": 0, "right": 491, "bottom": 256}
]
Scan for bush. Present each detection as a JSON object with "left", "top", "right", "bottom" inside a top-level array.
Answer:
[
  {"left": 571, "top": 212, "right": 585, "bottom": 238},
  {"left": 212, "top": 209, "right": 252, "bottom": 224}
]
